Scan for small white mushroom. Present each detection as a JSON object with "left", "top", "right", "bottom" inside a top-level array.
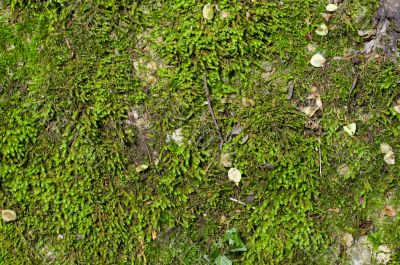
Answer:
[
  {"left": 315, "top": 23, "right": 328, "bottom": 36},
  {"left": 343, "top": 123, "right": 356, "bottom": 136},
  {"left": 326, "top": 4, "right": 338, "bottom": 12},
  {"left": 228, "top": 168, "right": 241, "bottom": 186},
  {"left": 384, "top": 151, "right": 395, "bottom": 165},
  {"left": 2, "top": 209, "right": 17, "bottom": 222},
  {"left": 203, "top": 4, "right": 214, "bottom": 20},
  {"left": 380, "top": 143, "right": 393, "bottom": 154},
  {"left": 310, "top": 53, "right": 326, "bottom": 67}
]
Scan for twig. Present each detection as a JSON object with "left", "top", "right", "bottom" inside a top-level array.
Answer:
[
  {"left": 349, "top": 75, "right": 359, "bottom": 97},
  {"left": 317, "top": 136, "right": 322, "bottom": 178},
  {"left": 138, "top": 134, "right": 152, "bottom": 163},
  {"left": 204, "top": 72, "right": 224, "bottom": 172},
  {"left": 229, "top": 197, "right": 246, "bottom": 206},
  {"left": 229, "top": 197, "right": 256, "bottom": 209}
]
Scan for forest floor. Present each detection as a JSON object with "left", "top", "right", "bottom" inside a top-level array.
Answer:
[{"left": 1, "top": 0, "right": 400, "bottom": 264}]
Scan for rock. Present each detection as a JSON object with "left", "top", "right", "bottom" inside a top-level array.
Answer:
[{"left": 346, "top": 236, "right": 373, "bottom": 265}]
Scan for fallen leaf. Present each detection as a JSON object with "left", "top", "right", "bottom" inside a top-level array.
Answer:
[
  {"left": 214, "top": 255, "right": 232, "bottom": 265},
  {"left": 343, "top": 123, "right": 356, "bottom": 136},
  {"left": 241, "top": 134, "right": 249, "bottom": 144},
  {"left": 300, "top": 105, "right": 319, "bottom": 117},
  {"left": 382, "top": 205, "right": 396, "bottom": 217},
  {"left": 378, "top": 245, "right": 391, "bottom": 253},
  {"left": 220, "top": 11, "right": 230, "bottom": 19},
  {"left": 242, "top": 98, "right": 255, "bottom": 107},
  {"left": 221, "top": 153, "right": 232, "bottom": 167},
  {"left": 377, "top": 245, "right": 391, "bottom": 265},
  {"left": 328, "top": 208, "right": 340, "bottom": 213},
  {"left": 307, "top": 43, "right": 317, "bottom": 52},
  {"left": 321, "top": 13, "right": 333, "bottom": 22},
  {"left": 357, "top": 29, "right": 377, "bottom": 38},
  {"left": 337, "top": 164, "right": 350, "bottom": 176},
  {"left": 230, "top": 126, "right": 242, "bottom": 136},
  {"left": 343, "top": 233, "right": 354, "bottom": 248},
  {"left": 166, "top": 128, "right": 184, "bottom": 145},
  {"left": 394, "top": 105, "right": 400, "bottom": 114},
  {"left": 228, "top": 168, "right": 241, "bottom": 186},
  {"left": 219, "top": 215, "right": 228, "bottom": 224},
  {"left": 151, "top": 230, "right": 157, "bottom": 240},
  {"left": 380, "top": 143, "right": 393, "bottom": 154},
  {"left": 2, "top": 209, "right": 17, "bottom": 222},
  {"left": 260, "top": 163, "right": 276, "bottom": 170},
  {"left": 310, "top": 53, "right": 326, "bottom": 67},
  {"left": 146, "top": 61, "right": 158, "bottom": 72},
  {"left": 202, "top": 4, "right": 214, "bottom": 20},
  {"left": 136, "top": 164, "right": 149, "bottom": 173},
  {"left": 359, "top": 220, "right": 374, "bottom": 235},
  {"left": 326, "top": 4, "right": 338, "bottom": 12},
  {"left": 308, "top": 86, "right": 323, "bottom": 110},
  {"left": 315, "top": 23, "right": 328, "bottom": 36},
  {"left": 384, "top": 151, "right": 395, "bottom": 165},
  {"left": 146, "top": 75, "right": 157, "bottom": 86}
]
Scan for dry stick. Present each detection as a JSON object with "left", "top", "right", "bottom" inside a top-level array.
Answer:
[
  {"left": 317, "top": 136, "right": 322, "bottom": 178},
  {"left": 204, "top": 72, "right": 224, "bottom": 172},
  {"left": 137, "top": 134, "right": 152, "bottom": 163}
]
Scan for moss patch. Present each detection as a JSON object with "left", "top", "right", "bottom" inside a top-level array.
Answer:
[{"left": 1, "top": 0, "right": 399, "bottom": 264}]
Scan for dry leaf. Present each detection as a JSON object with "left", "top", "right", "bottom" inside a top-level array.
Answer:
[
  {"left": 343, "top": 233, "right": 354, "bottom": 248},
  {"left": 166, "top": 128, "right": 184, "bottom": 145},
  {"left": 380, "top": 143, "right": 393, "bottom": 154},
  {"left": 300, "top": 105, "right": 319, "bottom": 117},
  {"left": 315, "top": 23, "right": 328, "bottom": 36},
  {"left": 228, "top": 168, "right": 241, "bottom": 186},
  {"left": 307, "top": 43, "right": 317, "bottom": 52},
  {"left": 219, "top": 215, "right": 227, "bottom": 224},
  {"left": 151, "top": 230, "right": 157, "bottom": 240},
  {"left": 343, "top": 123, "right": 356, "bottom": 136},
  {"left": 221, "top": 153, "right": 232, "bottom": 168},
  {"left": 384, "top": 151, "right": 395, "bottom": 165},
  {"left": 136, "top": 164, "right": 149, "bottom": 173},
  {"left": 220, "top": 11, "right": 230, "bottom": 19},
  {"left": 230, "top": 126, "right": 242, "bottom": 136},
  {"left": 394, "top": 105, "right": 400, "bottom": 114},
  {"left": 357, "top": 29, "right": 376, "bottom": 38},
  {"left": 2, "top": 209, "right": 17, "bottom": 222},
  {"left": 146, "top": 75, "right": 157, "bottom": 86},
  {"left": 382, "top": 205, "right": 396, "bottom": 217},
  {"left": 377, "top": 245, "right": 391, "bottom": 264},
  {"left": 146, "top": 61, "right": 158, "bottom": 72},
  {"left": 337, "top": 164, "right": 350, "bottom": 176},
  {"left": 326, "top": 4, "right": 338, "bottom": 12},
  {"left": 203, "top": 4, "right": 214, "bottom": 20},
  {"left": 328, "top": 208, "right": 340, "bottom": 213},
  {"left": 308, "top": 86, "right": 323, "bottom": 110},
  {"left": 242, "top": 98, "right": 255, "bottom": 107},
  {"left": 321, "top": 13, "right": 333, "bottom": 22},
  {"left": 241, "top": 134, "right": 249, "bottom": 144},
  {"left": 378, "top": 245, "right": 391, "bottom": 253},
  {"left": 310, "top": 53, "right": 326, "bottom": 67}
]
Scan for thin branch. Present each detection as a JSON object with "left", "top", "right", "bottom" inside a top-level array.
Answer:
[
  {"left": 229, "top": 197, "right": 246, "bottom": 206},
  {"left": 204, "top": 72, "right": 224, "bottom": 172},
  {"left": 137, "top": 134, "right": 152, "bottom": 163},
  {"left": 317, "top": 136, "right": 322, "bottom": 178}
]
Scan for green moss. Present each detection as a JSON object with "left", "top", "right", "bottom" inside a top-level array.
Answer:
[{"left": 1, "top": 0, "right": 400, "bottom": 264}]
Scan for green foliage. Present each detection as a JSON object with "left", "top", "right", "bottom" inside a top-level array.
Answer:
[{"left": 1, "top": 0, "right": 400, "bottom": 264}]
